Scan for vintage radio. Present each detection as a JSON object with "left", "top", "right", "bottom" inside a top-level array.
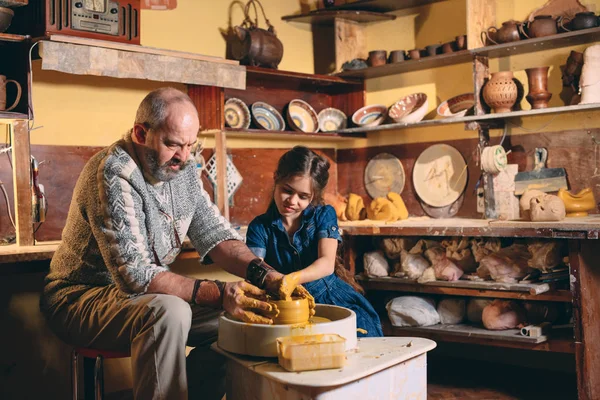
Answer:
[{"left": 12, "top": 0, "right": 141, "bottom": 44}]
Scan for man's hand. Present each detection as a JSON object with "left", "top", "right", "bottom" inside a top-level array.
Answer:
[
  {"left": 222, "top": 281, "right": 274, "bottom": 324},
  {"left": 264, "top": 270, "right": 316, "bottom": 317}
]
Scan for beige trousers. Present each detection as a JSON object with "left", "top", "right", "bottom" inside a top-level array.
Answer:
[{"left": 44, "top": 285, "right": 225, "bottom": 400}]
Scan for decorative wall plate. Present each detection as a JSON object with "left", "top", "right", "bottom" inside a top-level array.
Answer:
[
  {"left": 251, "top": 102, "right": 285, "bottom": 131},
  {"left": 287, "top": 99, "right": 319, "bottom": 133},
  {"left": 413, "top": 144, "right": 468, "bottom": 208},
  {"left": 224, "top": 98, "right": 251, "bottom": 129},
  {"left": 364, "top": 153, "right": 405, "bottom": 198}
]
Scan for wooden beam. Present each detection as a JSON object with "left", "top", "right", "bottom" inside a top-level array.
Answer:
[
  {"left": 10, "top": 120, "right": 33, "bottom": 246},
  {"left": 466, "top": 0, "right": 496, "bottom": 50},
  {"left": 214, "top": 130, "right": 229, "bottom": 220},
  {"left": 334, "top": 18, "right": 367, "bottom": 73},
  {"left": 38, "top": 41, "right": 246, "bottom": 90}
]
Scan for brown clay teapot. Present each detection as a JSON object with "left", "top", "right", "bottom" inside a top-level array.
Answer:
[
  {"left": 230, "top": 0, "right": 284, "bottom": 69},
  {"left": 482, "top": 20, "right": 522, "bottom": 45},
  {"left": 521, "top": 15, "right": 558, "bottom": 39}
]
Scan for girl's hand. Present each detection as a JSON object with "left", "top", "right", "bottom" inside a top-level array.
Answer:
[
  {"left": 279, "top": 272, "right": 316, "bottom": 317},
  {"left": 222, "top": 281, "right": 274, "bottom": 324}
]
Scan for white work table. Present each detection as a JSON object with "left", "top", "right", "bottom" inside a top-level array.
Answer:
[{"left": 212, "top": 337, "right": 437, "bottom": 400}]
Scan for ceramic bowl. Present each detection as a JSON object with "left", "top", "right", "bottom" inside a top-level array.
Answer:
[
  {"left": 286, "top": 99, "right": 319, "bottom": 133},
  {"left": 437, "top": 93, "right": 475, "bottom": 118},
  {"left": 388, "top": 93, "right": 429, "bottom": 124},
  {"left": 224, "top": 98, "right": 251, "bottom": 129},
  {"left": 0, "top": 7, "right": 14, "bottom": 33},
  {"left": 251, "top": 102, "right": 285, "bottom": 131},
  {"left": 318, "top": 107, "right": 347, "bottom": 132},
  {"left": 351, "top": 104, "right": 387, "bottom": 127}
]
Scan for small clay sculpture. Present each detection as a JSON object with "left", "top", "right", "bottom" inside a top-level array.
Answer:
[{"left": 530, "top": 194, "right": 566, "bottom": 221}]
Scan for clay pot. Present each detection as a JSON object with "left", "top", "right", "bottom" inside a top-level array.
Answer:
[
  {"left": 482, "top": 20, "right": 522, "bottom": 45},
  {"left": 268, "top": 298, "right": 310, "bottom": 325},
  {"left": 456, "top": 35, "right": 467, "bottom": 50},
  {"left": 407, "top": 49, "right": 421, "bottom": 60},
  {"left": 425, "top": 44, "right": 441, "bottom": 57},
  {"left": 526, "top": 67, "right": 552, "bottom": 109},
  {"left": 483, "top": 71, "right": 518, "bottom": 113},
  {"left": 562, "top": 12, "right": 599, "bottom": 31},
  {"left": 563, "top": 50, "right": 584, "bottom": 87},
  {"left": 523, "top": 15, "right": 558, "bottom": 39},
  {"left": 368, "top": 50, "right": 387, "bottom": 67},
  {"left": 442, "top": 41, "right": 456, "bottom": 54},
  {"left": 388, "top": 50, "right": 405, "bottom": 63}
]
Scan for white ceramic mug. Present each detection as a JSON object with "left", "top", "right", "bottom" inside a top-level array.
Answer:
[{"left": 0, "top": 75, "right": 22, "bottom": 111}]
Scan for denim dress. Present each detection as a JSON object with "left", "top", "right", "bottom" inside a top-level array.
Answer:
[{"left": 246, "top": 203, "right": 383, "bottom": 337}]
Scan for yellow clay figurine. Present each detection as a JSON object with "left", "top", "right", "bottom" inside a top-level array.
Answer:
[
  {"left": 557, "top": 188, "right": 596, "bottom": 217},
  {"left": 345, "top": 193, "right": 366, "bottom": 221},
  {"left": 387, "top": 192, "right": 409, "bottom": 220}
]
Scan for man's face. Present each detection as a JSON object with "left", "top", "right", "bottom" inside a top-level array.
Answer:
[{"left": 137, "top": 102, "right": 199, "bottom": 182}]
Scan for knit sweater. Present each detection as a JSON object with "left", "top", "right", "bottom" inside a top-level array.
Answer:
[{"left": 40, "top": 134, "right": 241, "bottom": 313}]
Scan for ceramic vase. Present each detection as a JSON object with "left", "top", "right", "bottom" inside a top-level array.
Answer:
[
  {"left": 526, "top": 67, "right": 552, "bottom": 109},
  {"left": 483, "top": 71, "right": 518, "bottom": 113},
  {"left": 580, "top": 44, "right": 600, "bottom": 104}
]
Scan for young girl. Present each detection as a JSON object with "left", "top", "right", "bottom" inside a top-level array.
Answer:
[{"left": 246, "top": 146, "right": 383, "bottom": 337}]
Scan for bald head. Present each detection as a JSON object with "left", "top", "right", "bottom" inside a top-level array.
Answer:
[{"left": 134, "top": 87, "right": 199, "bottom": 132}]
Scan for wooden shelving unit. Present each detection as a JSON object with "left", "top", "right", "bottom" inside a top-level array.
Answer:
[
  {"left": 337, "top": 26, "right": 600, "bottom": 79},
  {"left": 282, "top": 10, "right": 396, "bottom": 25},
  {"left": 0, "top": 111, "right": 28, "bottom": 120},
  {"left": 358, "top": 276, "right": 572, "bottom": 302},
  {"left": 310, "top": 0, "right": 448, "bottom": 12},
  {"left": 200, "top": 128, "right": 365, "bottom": 142},
  {"left": 339, "top": 217, "right": 600, "bottom": 239},
  {"left": 0, "top": 32, "right": 30, "bottom": 43}
]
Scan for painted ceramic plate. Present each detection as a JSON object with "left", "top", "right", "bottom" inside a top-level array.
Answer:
[
  {"left": 287, "top": 99, "right": 319, "bottom": 133},
  {"left": 318, "top": 107, "right": 347, "bottom": 132},
  {"left": 224, "top": 98, "right": 251, "bottom": 129},
  {"left": 251, "top": 102, "right": 285, "bottom": 131},
  {"left": 413, "top": 144, "right": 468, "bottom": 208},
  {"left": 364, "top": 153, "right": 405, "bottom": 198},
  {"left": 436, "top": 93, "right": 475, "bottom": 118}
]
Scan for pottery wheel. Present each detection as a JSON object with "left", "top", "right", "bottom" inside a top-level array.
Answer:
[
  {"left": 364, "top": 153, "right": 406, "bottom": 198},
  {"left": 217, "top": 304, "right": 357, "bottom": 357}
]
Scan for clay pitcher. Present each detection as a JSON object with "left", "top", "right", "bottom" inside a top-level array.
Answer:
[
  {"left": 230, "top": 0, "right": 284, "bottom": 69},
  {"left": 560, "top": 12, "right": 599, "bottom": 31},
  {"left": 522, "top": 15, "right": 558, "bottom": 38},
  {"left": 526, "top": 67, "right": 552, "bottom": 109},
  {"left": 483, "top": 71, "right": 518, "bottom": 113},
  {"left": 0, "top": 75, "right": 22, "bottom": 112},
  {"left": 482, "top": 20, "right": 522, "bottom": 45}
]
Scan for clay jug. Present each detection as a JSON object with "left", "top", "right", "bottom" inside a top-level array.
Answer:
[
  {"left": 483, "top": 71, "right": 518, "bottom": 113},
  {"left": 0, "top": 75, "right": 22, "bottom": 112},
  {"left": 230, "top": 0, "right": 284, "bottom": 69},
  {"left": 482, "top": 20, "right": 522, "bottom": 45},
  {"left": 526, "top": 67, "right": 552, "bottom": 109},
  {"left": 522, "top": 15, "right": 558, "bottom": 38},
  {"left": 561, "top": 12, "right": 599, "bottom": 31}
]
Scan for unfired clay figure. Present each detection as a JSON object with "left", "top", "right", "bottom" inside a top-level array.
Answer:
[
  {"left": 519, "top": 189, "right": 545, "bottom": 220},
  {"left": 529, "top": 194, "right": 566, "bottom": 221}
]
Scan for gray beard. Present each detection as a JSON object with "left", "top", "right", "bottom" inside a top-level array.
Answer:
[{"left": 143, "top": 147, "right": 190, "bottom": 182}]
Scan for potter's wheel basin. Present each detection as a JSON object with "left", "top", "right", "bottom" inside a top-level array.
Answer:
[{"left": 217, "top": 304, "right": 357, "bottom": 357}]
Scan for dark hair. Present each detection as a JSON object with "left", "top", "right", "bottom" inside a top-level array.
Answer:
[{"left": 273, "top": 146, "right": 330, "bottom": 205}]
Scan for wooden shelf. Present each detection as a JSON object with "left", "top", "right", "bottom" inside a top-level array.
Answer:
[
  {"left": 338, "top": 50, "right": 473, "bottom": 79},
  {"left": 359, "top": 276, "right": 572, "bottom": 302},
  {"left": 0, "top": 111, "right": 28, "bottom": 120},
  {"left": 282, "top": 10, "right": 396, "bottom": 25},
  {"left": 340, "top": 216, "right": 600, "bottom": 239},
  {"left": 200, "top": 128, "right": 366, "bottom": 142},
  {"left": 314, "top": 0, "right": 447, "bottom": 12},
  {"left": 245, "top": 66, "right": 363, "bottom": 87},
  {"left": 0, "top": 32, "right": 30, "bottom": 43},
  {"left": 337, "top": 102, "right": 600, "bottom": 133},
  {"left": 384, "top": 322, "right": 575, "bottom": 353},
  {"left": 335, "top": 27, "right": 600, "bottom": 80}
]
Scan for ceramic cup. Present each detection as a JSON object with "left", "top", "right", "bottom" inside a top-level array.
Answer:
[
  {"left": 388, "top": 50, "right": 406, "bottom": 63},
  {"left": 0, "top": 75, "right": 22, "bottom": 112},
  {"left": 456, "top": 35, "right": 467, "bottom": 50},
  {"left": 368, "top": 50, "right": 387, "bottom": 67},
  {"left": 426, "top": 44, "right": 441, "bottom": 57},
  {"left": 407, "top": 49, "right": 421, "bottom": 60},
  {"left": 268, "top": 298, "right": 310, "bottom": 325}
]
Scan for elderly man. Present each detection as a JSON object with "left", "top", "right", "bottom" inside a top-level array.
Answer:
[{"left": 40, "top": 87, "right": 309, "bottom": 399}]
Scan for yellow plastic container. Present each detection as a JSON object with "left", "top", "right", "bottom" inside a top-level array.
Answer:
[{"left": 276, "top": 334, "right": 346, "bottom": 372}]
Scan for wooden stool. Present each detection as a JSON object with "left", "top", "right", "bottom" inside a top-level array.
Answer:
[{"left": 71, "top": 348, "right": 130, "bottom": 400}]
